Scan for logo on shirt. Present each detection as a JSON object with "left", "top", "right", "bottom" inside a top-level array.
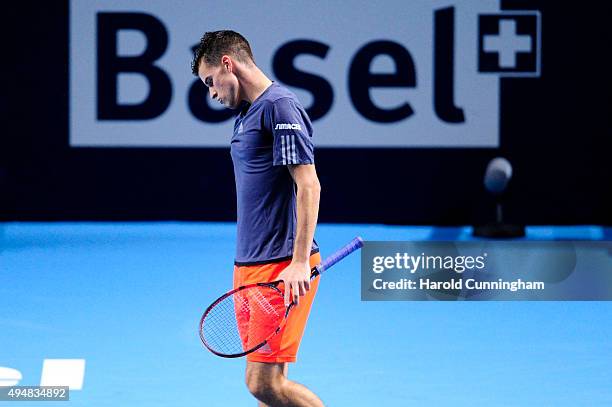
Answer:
[
  {"left": 274, "top": 123, "right": 302, "bottom": 131},
  {"left": 280, "top": 134, "right": 299, "bottom": 165}
]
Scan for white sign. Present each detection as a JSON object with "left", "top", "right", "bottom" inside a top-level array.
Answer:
[{"left": 70, "top": 1, "right": 512, "bottom": 147}]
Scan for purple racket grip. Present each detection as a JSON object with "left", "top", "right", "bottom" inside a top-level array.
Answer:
[{"left": 312, "top": 237, "right": 364, "bottom": 277}]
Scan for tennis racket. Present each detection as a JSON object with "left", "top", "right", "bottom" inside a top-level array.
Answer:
[{"left": 199, "top": 237, "right": 364, "bottom": 358}]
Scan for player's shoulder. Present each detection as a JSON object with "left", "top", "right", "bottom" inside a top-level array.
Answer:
[{"left": 261, "top": 83, "right": 301, "bottom": 107}]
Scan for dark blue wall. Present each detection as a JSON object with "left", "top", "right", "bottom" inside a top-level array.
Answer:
[{"left": 1, "top": 1, "right": 610, "bottom": 224}]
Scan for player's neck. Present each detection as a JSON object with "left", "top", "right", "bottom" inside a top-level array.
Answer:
[{"left": 239, "top": 66, "right": 273, "bottom": 104}]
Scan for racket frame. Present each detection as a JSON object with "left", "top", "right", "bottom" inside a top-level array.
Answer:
[{"left": 199, "top": 281, "right": 292, "bottom": 358}]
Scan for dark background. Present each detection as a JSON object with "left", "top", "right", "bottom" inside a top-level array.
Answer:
[{"left": 1, "top": 1, "right": 610, "bottom": 224}]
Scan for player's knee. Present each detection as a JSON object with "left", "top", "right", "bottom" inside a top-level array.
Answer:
[{"left": 245, "top": 368, "right": 282, "bottom": 401}]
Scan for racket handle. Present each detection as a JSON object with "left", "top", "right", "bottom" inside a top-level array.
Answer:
[{"left": 312, "top": 237, "right": 364, "bottom": 277}]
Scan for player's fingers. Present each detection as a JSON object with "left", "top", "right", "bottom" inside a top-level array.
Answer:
[
  {"left": 304, "top": 279, "right": 311, "bottom": 292},
  {"left": 291, "top": 281, "right": 299, "bottom": 305},
  {"left": 298, "top": 280, "right": 306, "bottom": 297},
  {"left": 284, "top": 282, "right": 291, "bottom": 306}
]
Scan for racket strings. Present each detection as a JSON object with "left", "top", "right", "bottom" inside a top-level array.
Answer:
[
  {"left": 201, "top": 285, "right": 285, "bottom": 356},
  {"left": 202, "top": 294, "right": 244, "bottom": 354}
]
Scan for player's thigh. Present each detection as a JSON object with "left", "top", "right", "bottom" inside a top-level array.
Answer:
[{"left": 245, "top": 361, "right": 288, "bottom": 388}]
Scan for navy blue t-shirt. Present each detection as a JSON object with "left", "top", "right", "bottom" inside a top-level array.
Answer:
[{"left": 230, "top": 83, "right": 319, "bottom": 265}]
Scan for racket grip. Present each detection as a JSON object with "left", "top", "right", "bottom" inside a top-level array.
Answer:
[{"left": 313, "top": 237, "right": 364, "bottom": 277}]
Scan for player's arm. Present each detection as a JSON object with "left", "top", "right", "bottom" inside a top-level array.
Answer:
[{"left": 278, "top": 164, "right": 321, "bottom": 305}]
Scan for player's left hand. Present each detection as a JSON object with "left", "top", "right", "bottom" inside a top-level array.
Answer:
[{"left": 277, "top": 261, "right": 311, "bottom": 306}]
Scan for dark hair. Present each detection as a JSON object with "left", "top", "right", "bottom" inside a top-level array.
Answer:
[{"left": 191, "top": 30, "right": 255, "bottom": 76}]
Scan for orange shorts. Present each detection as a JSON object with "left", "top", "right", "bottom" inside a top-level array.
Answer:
[{"left": 233, "top": 252, "right": 321, "bottom": 363}]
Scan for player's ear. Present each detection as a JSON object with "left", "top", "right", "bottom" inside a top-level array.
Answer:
[{"left": 221, "top": 55, "right": 232, "bottom": 72}]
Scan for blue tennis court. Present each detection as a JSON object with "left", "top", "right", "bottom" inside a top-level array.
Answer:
[
  {"left": 1, "top": 222, "right": 611, "bottom": 406},
  {"left": 3, "top": 1, "right": 611, "bottom": 406}
]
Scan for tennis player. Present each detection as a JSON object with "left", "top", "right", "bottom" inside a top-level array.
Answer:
[{"left": 191, "top": 31, "right": 324, "bottom": 407}]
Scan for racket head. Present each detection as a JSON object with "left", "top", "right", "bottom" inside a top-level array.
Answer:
[{"left": 199, "top": 282, "right": 291, "bottom": 358}]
